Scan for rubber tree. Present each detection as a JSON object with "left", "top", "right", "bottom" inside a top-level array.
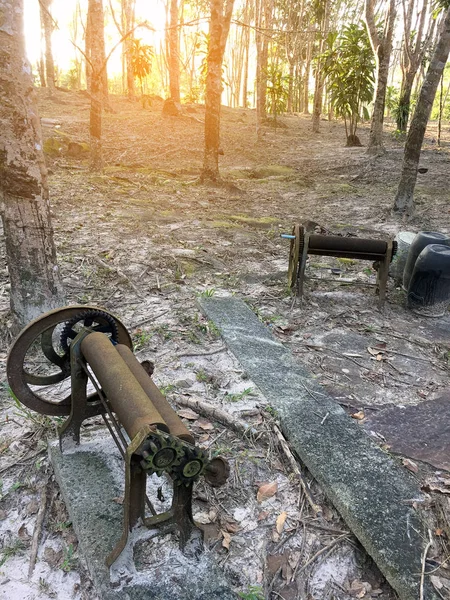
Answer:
[
  {"left": 396, "top": 0, "right": 436, "bottom": 132},
  {"left": 168, "top": 0, "right": 181, "bottom": 102},
  {"left": 312, "top": 0, "right": 330, "bottom": 133},
  {"left": 201, "top": 0, "right": 235, "bottom": 182},
  {"left": 87, "top": 0, "right": 107, "bottom": 170},
  {"left": 0, "top": 0, "right": 64, "bottom": 329},
  {"left": 393, "top": 6, "right": 450, "bottom": 216},
  {"left": 365, "top": 0, "right": 397, "bottom": 154},
  {"left": 39, "top": 0, "right": 55, "bottom": 92}
]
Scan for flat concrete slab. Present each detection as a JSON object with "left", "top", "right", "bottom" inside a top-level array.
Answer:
[
  {"left": 50, "top": 439, "right": 236, "bottom": 600},
  {"left": 199, "top": 296, "right": 438, "bottom": 600},
  {"left": 364, "top": 394, "right": 450, "bottom": 471}
]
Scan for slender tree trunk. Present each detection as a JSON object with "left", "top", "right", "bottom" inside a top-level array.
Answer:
[
  {"left": 38, "top": 53, "right": 46, "bottom": 87},
  {"left": 168, "top": 0, "right": 181, "bottom": 102},
  {"left": 124, "top": 0, "right": 136, "bottom": 99},
  {"left": 365, "top": 0, "right": 396, "bottom": 154},
  {"left": 396, "top": 70, "right": 416, "bottom": 131},
  {"left": 88, "top": 0, "right": 105, "bottom": 170},
  {"left": 312, "top": 6, "right": 329, "bottom": 132},
  {"left": 287, "top": 62, "right": 294, "bottom": 112},
  {"left": 201, "top": 0, "right": 235, "bottom": 181},
  {"left": 393, "top": 7, "right": 450, "bottom": 216},
  {"left": 0, "top": 0, "right": 64, "bottom": 329},
  {"left": 242, "top": 25, "right": 249, "bottom": 107},
  {"left": 255, "top": 0, "right": 272, "bottom": 135},
  {"left": 39, "top": 0, "right": 55, "bottom": 93}
]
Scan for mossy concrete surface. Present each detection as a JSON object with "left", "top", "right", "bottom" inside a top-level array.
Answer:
[
  {"left": 50, "top": 441, "right": 236, "bottom": 600},
  {"left": 199, "top": 296, "right": 438, "bottom": 600}
]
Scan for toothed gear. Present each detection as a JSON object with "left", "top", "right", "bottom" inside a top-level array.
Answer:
[
  {"left": 173, "top": 446, "right": 209, "bottom": 486},
  {"left": 60, "top": 309, "right": 119, "bottom": 353},
  {"left": 140, "top": 432, "right": 184, "bottom": 476}
]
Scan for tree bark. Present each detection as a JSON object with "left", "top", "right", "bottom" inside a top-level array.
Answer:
[
  {"left": 201, "top": 0, "right": 235, "bottom": 181},
  {"left": 393, "top": 7, "right": 450, "bottom": 216},
  {"left": 168, "top": 0, "right": 181, "bottom": 102},
  {"left": 365, "top": 0, "right": 396, "bottom": 154},
  {"left": 0, "top": 0, "right": 64, "bottom": 329},
  {"left": 312, "top": 4, "right": 329, "bottom": 133},
  {"left": 396, "top": 0, "right": 435, "bottom": 132},
  {"left": 255, "top": 0, "right": 272, "bottom": 136},
  {"left": 39, "top": 0, "right": 55, "bottom": 92},
  {"left": 87, "top": 0, "right": 106, "bottom": 170}
]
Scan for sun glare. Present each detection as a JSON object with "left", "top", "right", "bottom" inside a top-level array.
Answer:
[{"left": 24, "top": 0, "right": 168, "bottom": 77}]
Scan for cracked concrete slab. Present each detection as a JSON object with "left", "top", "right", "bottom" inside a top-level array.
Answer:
[
  {"left": 49, "top": 440, "right": 236, "bottom": 600},
  {"left": 199, "top": 296, "right": 438, "bottom": 600}
]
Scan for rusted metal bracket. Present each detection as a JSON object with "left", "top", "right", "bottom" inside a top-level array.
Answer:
[
  {"left": 286, "top": 224, "right": 396, "bottom": 307},
  {"left": 6, "top": 307, "right": 230, "bottom": 574}
]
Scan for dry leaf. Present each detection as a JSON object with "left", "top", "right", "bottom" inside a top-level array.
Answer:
[
  {"left": 196, "top": 419, "right": 214, "bottom": 431},
  {"left": 276, "top": 511, "right": 288, "bottom": 534},
  {"left": 224, "top": 521, "right": 240, "bottom": 533},
  {"left": 18, "top": 523, "right": 31, "bottom": 541},
  {"left": 43, "top": 547, "right": 63, "bottom": 568},
  {"left": 367, "top": 346, "right": 379, "bottom": 356},
  {"left": 376, "top": 353, "right": 384, "bottom": 361},
  {"left": 257, "top": 511, "right": 269, "bottom": 521},
  {"left": 194, "top": 512, "right": 211, "bottom": 524},
  {"left": 177, "top": 409, "right": 199, "bottom": 420},
  {"left": 112, "top": 496, "right": 124, "bottom": 505},
  {"left": 402, "top": 458, "right": 419, "bottom": 473},
  {"left": 422, "top": 476, "right": 450, "bottom": 494},
  {"left": 0, "top": 510, "right": 7, "bottom": 520},
  {"left": 221, "top": 530, "right": 231, "bottom": 550},
  {"left": 351, "top": 411, "right": 365, "bottom": 420},
  {"left": 257, "top": 481, "right": 278, "bottom": 502}
]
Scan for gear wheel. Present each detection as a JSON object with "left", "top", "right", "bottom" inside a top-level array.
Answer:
[
  {"left": 172, "top": 446, "right": 209, "bottom": 486},
  {"left": 60, "top": 309, "right": 119, "bottom": 353},
  {"left": 140, "top": 432, "right": 184, "bottom": 476}
]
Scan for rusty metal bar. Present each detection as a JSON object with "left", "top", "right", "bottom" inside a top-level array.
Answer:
[
  {"left": 115, "top": 344, "right": 195, "bottom": 445},
  {"left": 308, "top": 234, "right": 387, "bottom": 260},
  {"left": 80, "top": 332, "right": 169, "bottom": 439}
]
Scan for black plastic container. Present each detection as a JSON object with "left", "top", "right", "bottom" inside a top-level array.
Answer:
[
  {"left": 407, "top": 244, "right": 450, "bottom": 316},
  {"left": 403, "top": 231, "right": 450, "bottom": 290}
]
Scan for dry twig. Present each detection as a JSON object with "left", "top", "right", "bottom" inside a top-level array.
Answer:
[
  {"left": 272, "top": 424, "right": 322, "bottom": 517},
  {"left": 420, "top": 529, "right": 433, "bottom": 600},
  {"left": 28, "top": 481, "right": 48, "bottom": 578},
  {"left": 173, "top": 396, "right": 260, "bottom": 439}
]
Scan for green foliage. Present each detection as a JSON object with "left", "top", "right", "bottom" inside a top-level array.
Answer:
[
  {"left": 129, "top": 39, "right": 154, "bottom": 94},
  {"left": 238, "top": 586, "right": 265, "bottom": 600},
  {"left": 322, "top": 23, "right": 375, "bottom": 140},
  {"left": 385, "top": 86, "right": 399, "bottom": 116},
  {"left": 266, "top": 64, "right": 290, "bottom": 120}
]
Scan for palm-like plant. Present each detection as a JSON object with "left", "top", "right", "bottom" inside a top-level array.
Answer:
[
  {"left": 129, "top": 39, "right": 154, "bottom": 96},
  {"left": 322, "top": 24, "right": 375, "bottom": 146}
]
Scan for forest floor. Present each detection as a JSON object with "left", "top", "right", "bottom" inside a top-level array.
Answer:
[{"left": 1, "top": 89, "right": 450, "bottom": 600}]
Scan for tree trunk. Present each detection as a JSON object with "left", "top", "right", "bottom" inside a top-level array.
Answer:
[
  {"left": 201, "top": 0, "right": 235, "bottom": 181},
  {"left": 39, "top": 0, "right": 55, "bottom": 93},
  {"left": 393, "top": 7, "right": 450, "bottom": 216},
  {"left": 255, "top": 0, "right": 272, "bottom": 135},
  {"left": 0, "top": 0, "right": 64, "bottom": 330},
  {"left": 88, "top": 0, "right": 106, "bottom": 170},
  {"left": 365, "top": 0, "right": 396, "bottom": 154},
  {"left": 168, "top": 0, "right": 181, "bottom": 102},
  {"left": 396, "top": 70, "right": 416, "bottom": 132},
  {"left": 123, "top": 0, "right": 136, "bottom": 99},
  {"left": 396, "top": 0, "right": 435, "bottom": 132},
  {"left": 312, "top": 5, "right": 329, "bottom": 132}
]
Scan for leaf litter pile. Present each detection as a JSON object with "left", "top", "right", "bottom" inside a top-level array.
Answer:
[{"left": 0, "top": 90, "right": 450, "bottom": 599}]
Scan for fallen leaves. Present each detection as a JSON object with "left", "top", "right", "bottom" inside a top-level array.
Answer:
[
  {"left": 351, "top": 410, "right": 365, "bottom": 420},
  {"left": 402, "top": 458, "right": 419, "bottom": 474},
  {"left": 257, "top": 481, "right": 278, "bottom": 503},
  {"left": 422, "top": 474, "right": 450, "bottom": 494},
  {"left": 276, "top": 511, "right": 288, "bottom": 534},
  {"left": 221, "top": 530, "right": 231, "bottom": 550},
  {"left": 177, "top": 408, "right": 199, "bottom": 420}
]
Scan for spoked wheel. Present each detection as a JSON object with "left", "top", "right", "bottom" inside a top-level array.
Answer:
[
  {"left": 6, "top": 306, "right": 132, "bottom": 416},
  {"left": 287, "top": 224, "right": 304, "bottom": 288}
]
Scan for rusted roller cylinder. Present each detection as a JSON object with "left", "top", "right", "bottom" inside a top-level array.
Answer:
[
  {"left": 115, "top": 344, "right": 195, "bottom": 444},
  {"left": 80, "top": 332, "right": 169, "bottom": 439},
  {"left": 308, "top": 235, "right": 387, "bottom": 260}
]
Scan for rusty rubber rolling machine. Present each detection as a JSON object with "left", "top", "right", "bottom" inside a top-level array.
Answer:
[
  {"left": 6, "top": 306, "right": 229, "bottom": 576},
  {"left": 284, "top": 223, "right": 397, "bottom": 306}
]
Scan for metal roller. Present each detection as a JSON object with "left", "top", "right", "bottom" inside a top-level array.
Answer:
[
  {"left": 115, "top": 344, "right": 195, "bottom": 444},
  {"left": 80, "top": 332, "right": 169, "bottom": 438}
]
